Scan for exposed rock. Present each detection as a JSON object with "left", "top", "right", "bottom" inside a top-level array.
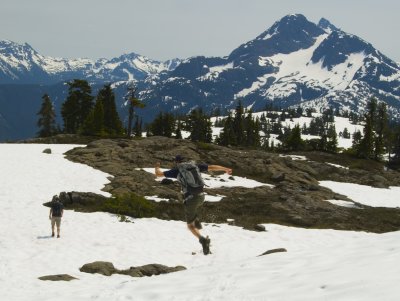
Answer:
[
  {"left": 79, "top": 261, "right": 186, "bottom": 278},
  {"left": 271, "top": 173, "right": 285, "bottom": 182},
  {"left": 42, "top": 148, "right": 51, "bottom": 154},
  {"left": 60, "top": 137, "right": 400, "bottom": 233},
  {"left": 258, "top": 248, "right": 287, "bottom": 256},
  {"left": 79, "top": 261, "right": 116, "bottom": 276},
  {"left": 254, "top": 224, "right": 266, "bottom": 232},
  {"left": 38, "top": 274, "right": 78, "bottom": 281}
]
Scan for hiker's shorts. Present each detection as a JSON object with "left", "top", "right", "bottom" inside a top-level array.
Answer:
[
  {"left": 51, "top": 217, "right": 62, "bottom": 228},
  {"left": 184, "top": 193, "right": 205, "bottom": 224}
]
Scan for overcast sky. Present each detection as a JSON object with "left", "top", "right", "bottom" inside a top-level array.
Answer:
[{"left": 1, "top": 0, "right": 399, "bottom": 62}]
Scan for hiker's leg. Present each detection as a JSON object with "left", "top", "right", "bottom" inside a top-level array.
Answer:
[
  {"left": 55, "top": 218, "right": 61, "bottom": 237},
  {"left": 187, "top": 222, "right": 201, "bottom": 238},
  {"left": 184, "top": 194, "right": 205, "bottom": 238},
  {"left": 51, "top": 218, "right": 55, "bottom": 236}
]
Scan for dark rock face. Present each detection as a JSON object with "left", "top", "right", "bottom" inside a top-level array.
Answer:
[
  {"left": 63, "top": 137, "right": 400, "bottom": 233},
  {"left": 79, "top": 261, "right": 186, "bottom": 277},
  {"left": 42, "top": 148, "right": 52, "bottom": 154},
  {"left": 38, "top": 274, "right": 78, "bottom": 281}
]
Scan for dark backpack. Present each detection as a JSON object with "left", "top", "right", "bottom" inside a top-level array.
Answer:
[
  {"left": 177, "top": 161, "right": 205, "bottom": 196},
  {"left": 52, "top": 201, "right": 63, "bottom": 217}
]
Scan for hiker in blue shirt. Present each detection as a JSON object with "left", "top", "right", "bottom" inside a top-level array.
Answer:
[{"left": 155, "top": 155, "right": 232, "bottom": 255}]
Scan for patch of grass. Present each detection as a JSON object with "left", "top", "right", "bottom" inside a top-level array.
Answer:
[
  {"left": 101, "top": 193, "right": 155, "bottom": 218},
  {"left": 347, "top": 159, "right": 383, "bottom": 172},
  {"left": 196, "top": 142, "right": 217, "bottom": 151}
]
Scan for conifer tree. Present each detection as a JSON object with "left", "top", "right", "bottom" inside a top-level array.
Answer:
[
  {"left": 61, "top": 79, "right": 93, "bottom": 133},
  {"left": 186, "top": 108, "right": 212, "bottom": 143},
  {"left": 358, "top": 115, "right": 374, "bottom": 158},
  {"left": 374, "top": 102, "right": 388, "bottom": 160},
  {"left": 244, "top": 111, "right": 260, "bottom": 148},
  {"left": 175, "top": 120, "right": 183, "bottom": 139},
  {"left": 326, "top": 124, "right": 338, "bottom": 153},
  {"left": 284, "top": 124, "right": 305, "bottom": 151},
  {"left": 218, "top": 113, "right": 236, "bottom": 146},
  {"left": 81, "top": 97, "right": 104, "bottom": 136},
  {"left": 233, "top": 100, "right": 244, "bottom": 145},
  {"left": 342, "top": 127, "right": 350, "bottom": 139},
  {"left": 133, "top": 117, "right": 143, "bottom": 137},
  {"left": 97, "top": 84, "right": 124, "bottom": 136},
  {"left": 150, "top": 112, "right": 175, "bottom": 138},
  {"left": 37, "top": 94, "right": 57, "bottom": 137},
  {"left": 125, "top": 84, "right": 145, "bottom": 137}
]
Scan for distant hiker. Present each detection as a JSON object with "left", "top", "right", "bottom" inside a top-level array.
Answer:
[
  {"left": 49, "top": 195, "right": 64, "bottom": 238},
  {"left": 155, "top": 155, "right": 232, "bottom": 255}
]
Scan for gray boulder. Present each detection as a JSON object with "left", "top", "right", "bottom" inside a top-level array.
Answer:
[
  {"left": 38, "top": 274, "right": 78, "bottom": 281},
  {"left": 79, "top": 261, "right": 186, "bottom": 278}
]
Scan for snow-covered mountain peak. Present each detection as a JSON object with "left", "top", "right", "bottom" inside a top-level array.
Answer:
[{"left": 0, "top": 40, "right": 181, "bottom": 84}]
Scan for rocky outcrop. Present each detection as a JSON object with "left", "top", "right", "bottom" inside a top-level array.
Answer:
[
  {"left": 38, "top": 274, "right": 78, "bottom": 281},
  {"left": 61, "top": 137, "right": 400, "bottom": 233},
  {"left": 42, "top": 148, "right": 51, "bottom": 154},
  {"left": 79, "top": 261, "right": 186, "bottom": 277}
]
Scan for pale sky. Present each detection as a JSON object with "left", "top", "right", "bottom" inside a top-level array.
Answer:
[{"left": 1, "top": 0, "right": 399, "bottom": 62}]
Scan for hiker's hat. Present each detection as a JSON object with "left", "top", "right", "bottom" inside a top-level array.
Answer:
[{"left": 175, "top": 155, "right": 184, "bottom": 163}]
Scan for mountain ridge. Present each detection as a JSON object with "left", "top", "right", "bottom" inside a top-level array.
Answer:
[{"left": 1, "top": 14, "right": 400, "bottom": 141}]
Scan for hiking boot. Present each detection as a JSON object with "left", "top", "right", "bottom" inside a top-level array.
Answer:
[
  {"left": 199, "top": 236, "right": 211, "bottom": 255},
  {"left": 194, "top": 219, "right": 202, "bottom": 230},
  {"left": 57, "top": 235, "right": 60, "bottom": 238},
  {"left": 52, "top": 232, "right": 55, "bottom": 237}
]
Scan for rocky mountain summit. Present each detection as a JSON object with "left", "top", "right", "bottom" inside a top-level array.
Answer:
[{"left": 60, "top": 137, "right": 400, "bottom": 233}]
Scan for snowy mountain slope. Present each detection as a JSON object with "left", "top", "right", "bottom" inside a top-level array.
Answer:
[
  {"left": 139, "top": 14, "right": 400, "bottom": 118},
  {"left": 0, "top": 40, "right": 180, "bottom": 84},
  {"left": 1, "top": 144, "right": 400, "bottom": 300}
]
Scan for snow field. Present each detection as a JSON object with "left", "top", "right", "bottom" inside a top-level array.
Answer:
[{"left": 1, "top": 144, "right": 400, "bottom": 300}]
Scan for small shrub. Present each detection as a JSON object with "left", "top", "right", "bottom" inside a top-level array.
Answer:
[
  {"left": 102, "top": 193, "right": 155, "bottom": 218},
  {"left": 196, "top": 142, "right": 216, "bottom": 151}
]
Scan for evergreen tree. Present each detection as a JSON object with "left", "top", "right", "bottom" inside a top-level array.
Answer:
[
  {"left": 97, "top": 84, "right": 124, "bottom": 136},
  {"left": 218, "top": 113, "right": 236, "bottom": 146},
  {"left": 125, "top": 84, "right": 145, "bottom": 137},
  {"left": 374, "top": 102, "right": 388, "bottom": 160},
  {"left": 186, "top": 108, "right": 212, "bottom": 143},
  {"left": 61, "top": 79, "right": 94, "bottom": 133},
  {"left": 244, "top": 111, "right": 260, "bottom": 148},
  {"left": 150, "top": 112, "right": 175, "bottom": 137},
  {"left": 133, "top": 117, "right": 143, "bottom": 137},
  {"left": 233, "top": 100, "right": 244, "bottom": 145},
  {"left": 366, "top": 97, "right": 378, "bottom": 127},
  {"left": 284, "top": 124, "right": 305, "bottom": 151},
  {"left": 175, "top": 120, "right": 183, "bottom": 139},
  {"left": 37, "top": 94, "right": 57, "bottom": 137},
  {"left": 358, "top": 115, "right": 374, "bottom": 158},
  {"left": 326, "top": 124, "right": 338, "bottom": 153},
  {"left": 81, "top": 97, "right": 105, "bottom": 136},
  {"left": 342, "top": 127, "right": 351, "bottom": 139}
]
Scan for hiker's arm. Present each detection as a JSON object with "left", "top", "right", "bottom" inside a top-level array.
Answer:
[
  {"left": 49, "top": 208, "right": 52, "bottom": 219},
  {"left": 155, "top": 162, "right": 165, "bottom": 177},
  {"left": 208, "top": 165, "right": 232, "bottom": 175},
  {"left": 61, "top": 209, "right": 64, "bottom": 218}
]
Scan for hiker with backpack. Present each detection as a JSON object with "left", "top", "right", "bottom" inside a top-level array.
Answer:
[
  {"left": 155, "top": 155, "right": 232, "bottom": 255},
  {"left": 49, "top": 195, "right": 64, "bottom": 238}
]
